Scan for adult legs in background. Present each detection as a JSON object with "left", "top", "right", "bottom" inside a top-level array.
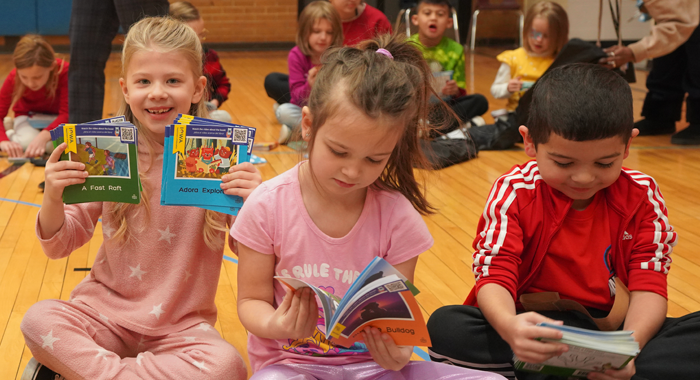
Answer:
[
  {"left": 264, "top": 73, "right": 292, "bottom": 105},
  {"left": 68, "top": 0, "right": 168, "bottom": 124},
  {"left": 670, "top": 25, "right": 700, "bottom": 145},
  {"left": 21, "top": 299, "right": 246, "bottom": 380}
]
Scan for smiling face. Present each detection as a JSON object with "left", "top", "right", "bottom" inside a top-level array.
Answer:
[
  {"left": 119, "top": 49, "right": 206, "bottom": 143},
  {"left": 521, "top": 127, "right": 637, "bottom": 210},
  {"left": 301, "top": 99, "right": 402, "bottom": 202},
  {"left": 528, "top": 16, "right": 552, "bottom": 55},
  {"left": 17, "top": 64, "right": 53, "bottom": 92},
  {"left": 411, "top": 3, "right": 452, "bottom": 46}
]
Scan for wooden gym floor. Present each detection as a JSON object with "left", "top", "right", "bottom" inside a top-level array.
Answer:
[{"left": 1, "top": 49, "right": 699, "bottom": 379}]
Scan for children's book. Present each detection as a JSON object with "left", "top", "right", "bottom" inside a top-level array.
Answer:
[
  {"left": 50, "top": 116, "right": 141, "bottom": 204},
  {"left": 160, "top": 114, "right": 255, "bottom": 215},
  {"left": 274, "top": 257, "right": 430, "bottom": 348},
  {"left": 514, "top": 323, "right": 640, "bottom": 378}
]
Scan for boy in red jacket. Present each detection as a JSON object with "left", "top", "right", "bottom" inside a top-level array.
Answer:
[{"left": 427, "top": 64, "right": 700, "bottom": 380}]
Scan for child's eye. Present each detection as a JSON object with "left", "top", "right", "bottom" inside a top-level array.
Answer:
[
  {"left": 553, "top": 161, "right": 572, "bottom": 168},
  {"left": 329, "top": 147, "right": 346, "bottom": 157},
  {"left": 596, "top": 162, "right": 615, "bottom": 168},
  {"left": 167, "top": 78, "right": 180, "bottom": 84},
  {"left": 137, "top": 79, "right": 150, "bottom": 85},
  {"left": 367, "top": 157, "right": 383, "bottom": 164}
]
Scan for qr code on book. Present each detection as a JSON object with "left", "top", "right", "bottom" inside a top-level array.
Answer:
[
  {"left": 522, "top": 363, "right": 544, "bottom": 371},
  {"left": 384, "top": 280, "right": 408, "bottom": 293},
  {"left": 120, "top": 127, "right": 135, "bottom": 142},
  {"left": 232, "top": 128, "right": 247, "bottom": 144}
]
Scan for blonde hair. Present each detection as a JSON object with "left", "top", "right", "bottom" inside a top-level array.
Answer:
[
  {"left": 112, "top": 16, "right": 226, "bottom": 250},
  {"left": 523, "top": 1, "right": 569, "bottom": 56},
  {"left": 297, "top": 1, "right": 343, "bottom": 56},
  {"left": 12, "top": 34, "right": 62, "bottom": 105},
  {"left": 169, "top": 1, "right": 200, "bottom": 22}
]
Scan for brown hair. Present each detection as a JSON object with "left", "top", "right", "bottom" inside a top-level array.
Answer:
[
  {"left": 523, "top": 1, "right": 569, "bottom": 56},
  {"left": 306, "top": 33, "right": 437, "bottom": 215},
  {"left": 169, "top": 1, "right": 200, "bottom": 22},
  {"left": 12, "top": 34, "right": 62, "bottom": 105},
  {"left": 114, "top": 17, "right": 225, "bottom": 249},
  {"left": 297, "top": 1, "right": 343, "bottom": 56}
]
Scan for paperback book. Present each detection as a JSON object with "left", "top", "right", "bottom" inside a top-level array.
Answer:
[
  {"left": 432, "top": 70, "right": 454, "bottom": 96},
  {"left": 161, "top": 114, "right": 255, "bottom": 215},
  {"left": 50, "top": 116, "right": 141, "bottom": 204},
  {"left": 275, "top": 257, "right": 431, "bottom": 348},
  {"left": 514, "top": 323, "right": 640, "bottom": 378}
]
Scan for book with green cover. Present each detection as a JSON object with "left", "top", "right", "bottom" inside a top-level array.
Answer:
[
  {"left": 514, "top": 323, "right": 639, "bottom": 378},
  {"left": 50, "top": 118, "right": 141, "bottom": 204}
]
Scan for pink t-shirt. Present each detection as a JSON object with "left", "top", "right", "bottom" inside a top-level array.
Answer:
[{"left": 230, "top": 163, "right": 433, "bottom": 372}]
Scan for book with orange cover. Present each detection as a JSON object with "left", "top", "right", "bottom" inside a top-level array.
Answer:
[{"left": 275, "top": 257, "right": 431, "bottom": 348}]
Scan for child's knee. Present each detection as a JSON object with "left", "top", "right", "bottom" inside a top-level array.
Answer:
[{"left": 212, "top": 343, "right": 247, "bottom": 379}]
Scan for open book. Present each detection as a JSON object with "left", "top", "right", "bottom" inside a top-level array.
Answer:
[
  {"left": 514, "top": 323, "right": 640, "bottom": 378},
  {"left": 274, "top": 257, "right": 431, "bottom": 348}
]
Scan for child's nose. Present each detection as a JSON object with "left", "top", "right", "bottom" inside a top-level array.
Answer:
[
  {"left": 571, "top": 170, "right": 595, "bottom": 184},
  {"left": 342, "top": 162, "right": 361, "bottom": 179},
  {"left": 149, "top": 83, "right": 167, "bottom": 99}
]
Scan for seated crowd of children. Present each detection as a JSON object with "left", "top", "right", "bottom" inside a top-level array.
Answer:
[{"left": 5, "top": 0, "right": 700, "bottom": 380}]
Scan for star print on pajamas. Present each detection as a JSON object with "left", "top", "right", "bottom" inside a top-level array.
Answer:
[
  {"left": 149, "top": 303, "right": 165, "bottom": 319},
  {"left": 129, "top": 264, "right": 147, "bottom": 280},
  {"left": 40, "top": 330, "right": 60, "bottom": 350},
  {"left": 158, "top": 226, "right": 176, "bottom": 244}
]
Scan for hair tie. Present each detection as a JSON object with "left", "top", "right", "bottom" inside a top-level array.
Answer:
[{"left": 376, "top": 48, "right": 393, "bottom": 60}]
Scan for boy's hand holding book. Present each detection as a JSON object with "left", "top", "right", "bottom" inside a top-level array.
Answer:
[{"left": 500, "top": 312, "right": 568, "bottom": 363}]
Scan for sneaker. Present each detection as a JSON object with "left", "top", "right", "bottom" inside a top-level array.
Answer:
[
  {"left": 278, "top": 124, "right": 292, "bottom": 144},
  {"left": 272, "top": 102, "right": 280, "bottom": 113},
  {"left": 634, "top": 118, "right": 676, "bottom": 136},
  {"left": 38, "top": 181, "right": 45, "bottom": 191},
  {"left": 670, "top": 124, "right": 700, "bottom": 145},
  {"left": 21, "top": 358, "right": 66, "bottom": 380},
  {"left": 470, "top": 116, "right": 486, "bottom": 127}
]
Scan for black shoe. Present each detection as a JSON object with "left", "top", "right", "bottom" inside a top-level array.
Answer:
[
  {"left": 21, "top": 358, "right": 66, "bottom": 380},
  {"left": 38, "top": 181, "right": 45, "bottom": 191},
  {"left": 634, "top": 118, "right": 676, "bottom": 136},
  {"left": 671, "top": 125, "right": 700, "bottom": 145}
]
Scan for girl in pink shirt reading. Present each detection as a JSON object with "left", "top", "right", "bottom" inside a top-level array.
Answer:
[
  {"left": 20, "top": 17, "right": 259, "bottom": 380},
  {"left": 231, "top": 34, "right": 505, "bottom": 380}
]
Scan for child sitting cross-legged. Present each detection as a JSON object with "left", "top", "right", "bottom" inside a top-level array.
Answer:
[
  {"left": 427, "top": 63, "right": 700, "bottom": 380},
  {"left": 408, "top": 0, "right": 488, "bottom": 137}
]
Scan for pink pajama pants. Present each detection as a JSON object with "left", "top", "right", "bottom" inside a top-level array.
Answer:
[{"left": 20, "top": 299, "right": 247, "bottom": 380}]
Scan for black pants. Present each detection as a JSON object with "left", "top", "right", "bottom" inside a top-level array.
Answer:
[
  {"left": 68, "top": 0, "right": 169, "bottom": 124},
  {"left": 427, "top": 305, "right": 700, "bottom": 380},
  {"left": 641, "top": 24, "right": 700, "bottom": 124},
  {"left": 264, "top": 72, "right": 292, "bottom": 105},
  {"left": 429, "top": 94, "right": 489, "bottom": 139}
]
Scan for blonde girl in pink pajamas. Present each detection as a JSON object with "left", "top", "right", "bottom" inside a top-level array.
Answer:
[{"left": 20, "top": 17, "right": 260, "bottom": 380}]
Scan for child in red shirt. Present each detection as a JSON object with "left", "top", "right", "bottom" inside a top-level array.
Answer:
[{"left": 0, "top": 35, "right": 68, "bottom": 158}]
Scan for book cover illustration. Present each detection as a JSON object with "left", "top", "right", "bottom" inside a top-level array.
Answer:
[
  {"left": 514, "top": 323, "right": 639, "bottom": 378},
  {"left": 50, "top": 119, "right": 140, "bottom": 204},
  {"left": 274, "top": 257, "right": 431, "bottom": 347},
  {"left": 161, "top": 114, "right": 255, "bottom": 215}
]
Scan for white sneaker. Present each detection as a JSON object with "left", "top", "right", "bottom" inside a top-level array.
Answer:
[
  {"left": 272, "top": 102, "right": 280, "bottom": 112},
  {"left": 278, "top": 124, "right": 292, "bottom": 144},
  {"left": 470, "top": 116, "right": 486, "bottom": 127}
]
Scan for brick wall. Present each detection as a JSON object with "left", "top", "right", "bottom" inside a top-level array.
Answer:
[{"left": 191, "top": 0, "right": 297, "bottom": 43}]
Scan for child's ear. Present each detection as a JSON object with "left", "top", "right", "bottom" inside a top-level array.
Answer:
[
  {"left": 411, "top": 14, "right": 419, "bottom": 26},
  {"left": 624, "top": 128, "right": 640, "bottom": 159},
  {"left": 119, "top": 78, "right": 129, "bottom": 104},
  {"left": 519, "top": 125, "right": 537, "bottom": 157},
  {"left": 301, "top": 106, "right": 313, "bottom": 141},
  {"left": 191, "top": 75, "right": 207, "bottom": 104}
]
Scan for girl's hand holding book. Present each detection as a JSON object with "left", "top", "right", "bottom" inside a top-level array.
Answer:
[
  {"left": 362, "top": 327, "right": 412, "bottom": 371},
  {"left": 507, "top": 76, "right": 523, "bottom": 93},
  {"left": 44, "top": 142, "right": 88, "bottom": 203},
  {"left": 220, "top": 162, "right": 262, "bottom": 201},
  {"left": 267, "top": 287, "right": 318, "bottom": 340}
]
